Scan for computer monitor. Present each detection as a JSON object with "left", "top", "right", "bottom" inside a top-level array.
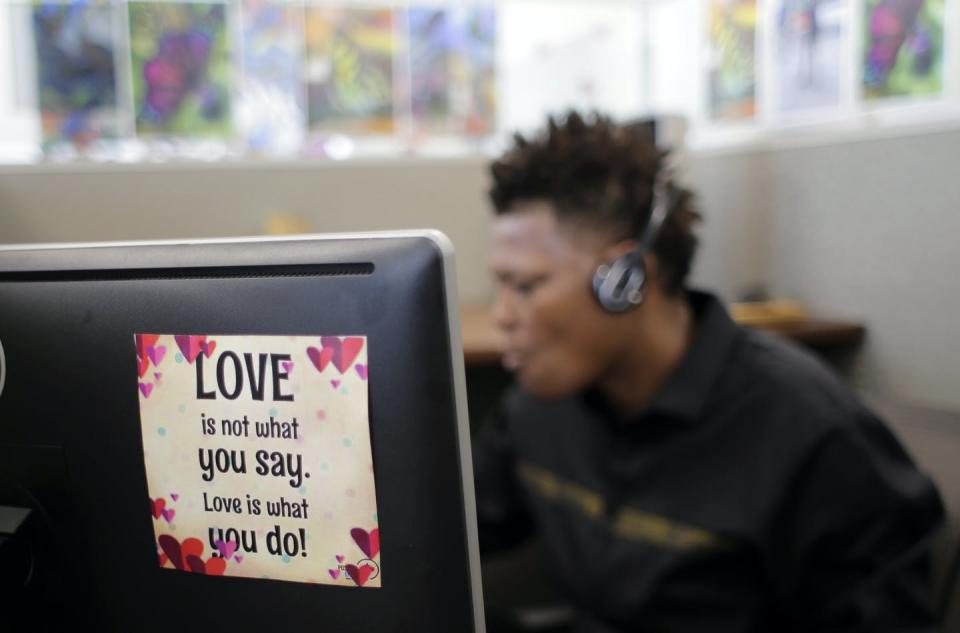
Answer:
[{"left": 0, "top": 231, "right": 484, "bottom": 632}]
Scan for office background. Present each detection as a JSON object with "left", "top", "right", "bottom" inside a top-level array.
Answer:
[{"left": 1, "top": 0, "right": 959, "bottom": 411}]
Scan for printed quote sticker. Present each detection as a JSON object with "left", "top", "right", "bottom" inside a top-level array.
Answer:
[{"left": 135, "top": 334, "right": 381, "bottom": 587}]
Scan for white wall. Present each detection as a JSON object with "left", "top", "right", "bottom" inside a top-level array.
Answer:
[
  {"left": 685, "top": 150, "right": 772, "bottom": 299},
  {"left": 0, "top": 159, "right": 496, "bottom": 299},
  {"left": 766, "top": 128, "right": 960, "bottom": 410},
  {"left": 0, "top": 153, "right": 766, "bottom": 304}
]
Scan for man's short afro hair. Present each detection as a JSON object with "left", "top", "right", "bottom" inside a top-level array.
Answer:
[{"left": 489, "top": 111, "right": 701, "bottom": 295}]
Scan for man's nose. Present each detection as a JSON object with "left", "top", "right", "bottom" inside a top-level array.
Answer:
[{"left": 491, "top": 287, "right": 518, "bottom": 333}]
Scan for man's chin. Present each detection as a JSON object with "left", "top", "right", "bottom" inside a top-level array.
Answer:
[{"left": 517, "top": 370, "right": 583, "bottom": 400}]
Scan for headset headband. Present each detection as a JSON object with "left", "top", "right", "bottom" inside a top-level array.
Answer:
[
  {"left": 626, "top": 168, "right": 674, "bottom": 267},
  {"left": 592, "top": 166, "right": 677, "bottom": 313}
]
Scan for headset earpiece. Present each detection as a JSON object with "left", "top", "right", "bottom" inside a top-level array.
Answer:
[
  {"left": 592, "top": 170, "right": 674, "bottom": 313},
  {"left": 592, "top": 254, "right": 647, "bottom": 313}
]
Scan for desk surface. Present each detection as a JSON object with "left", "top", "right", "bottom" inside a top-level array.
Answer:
[{"left": 459, "top": 304, "right": 866, "bottom": 366}]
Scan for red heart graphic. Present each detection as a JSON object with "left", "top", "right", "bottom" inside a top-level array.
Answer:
[
  {"left": 307, "top": 346, "right": 335, "bottom": 373},
  {"left": 321, "top": 337, "right": 364, "bottom": 374},
  {"left": 136, "top": 334, "right": 160, "bottom": 361},
  {"left": 345, "top": 563, "right": 374, "bottom": 587},
  {"left": 350, "top": 527, "right": 380, "bottom": 559},
  {"left": 182, "top": 538, "right": 204, "bottom": 561},
  {"left": 136, "top": 335, "right": 160, "bottom": 377},
  {"left": 158, "top": 535, "right": 206, "bottom": 572},
  {"left": 158, "top": 553, "right": 169, "bottom": 567},
  {"left": 151, "top": 498, "right": 166, "bottom": 519},
  {"left": 205, "top": 556, "right": 227, "bottom": 576},
  {"left": 174, "top": 335, "right": 206, "bottom": 364},
  {"left": 183, "top": 553, "right": 228, "bottom": 576}
]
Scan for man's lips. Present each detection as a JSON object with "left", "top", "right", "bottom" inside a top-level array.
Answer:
[{"left": 501, "top": 348, "right": 527, "bottom": 371}]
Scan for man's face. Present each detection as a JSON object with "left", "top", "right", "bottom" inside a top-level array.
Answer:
[{"left": 489, "top": 201, "right": 631, "bottom": 399}]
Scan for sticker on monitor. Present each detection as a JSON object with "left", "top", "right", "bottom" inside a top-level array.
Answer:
[{"left": 135, "top": 333, "right": 380, "bottom": 587}]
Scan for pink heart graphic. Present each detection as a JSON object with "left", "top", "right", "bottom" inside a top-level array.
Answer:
[
  {"left": 355, "top": 364, "right": 368, "bottom": 380},
  {"left": 307, "top": 346, "right": 336, "bottom": 373},
  {"left": 136, "top": 334, "right": 160, "bottom": 362},
  {"left": 316, "top": 410, "right": 327, "bottom": 421},
  {"left": 146, "top": 345, "right": 166, "bottom": 366},
  {"left": 320, "top": 336, "right": 365, "bottom": 374},
  {"left": 161, "top": 508, "right": 175, "bottom": 523},
  {"left": 330, "top": 380, "right": 341, "bottom": 390},
  {"left": 139, "top": 383, "right": 154, "bottom": 398},
  {"left": 234, "top": 555, "right": 243, "bottom": 564},
  {"left": 170, "top": 493, "right": 179, "bottom": 501},
  {"left": 328, "top": 568, "right": 341, "bottom": 580},
  {"left": 214, "top": 539, "right": 237, "bottom": 560},
  {"left": 350, "top": 527, "right": 380, "bottom": 559},
  {"left": 153, "top": 372, "right": 162, "bottom": 381},
  {"left": 336, "top": 554, "right": 345, "bottom": 563},
  {"left": 174, "top": 335, "right": 206, "bottom": 364},
  {"left": 199, "top": 340, "right": 217, "bottom": 358},
  {"left": 282, "top": 360, "right": 294, "bottom": 373}
]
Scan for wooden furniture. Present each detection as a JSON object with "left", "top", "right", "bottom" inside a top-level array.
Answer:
[{"left": 459, "top": 303, "right": 865, "bottom": 367}]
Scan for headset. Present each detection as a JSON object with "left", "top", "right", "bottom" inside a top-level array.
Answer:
[{"left": 592, "top": 169, "right": 675, "bottom": 313}]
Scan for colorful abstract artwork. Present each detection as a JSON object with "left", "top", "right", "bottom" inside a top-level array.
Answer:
[
  {"left": 32, "top": 0, "right": 118, "bottom": 149},
  {"left": 706, "top": 0, "right": 757, "bottom": 120},
  {"left": 129, "top": 2, "right": 232, "bottom": 137},
  {"left": 408, "top": 6, "right": 496, "bottom": 136},
  {"left": 863, "top": 0, "right": 944, "bottom": 100},
  {"left": 304, "top": 7, "right": 396, "bottom": 135},
  {"left": 773, "top": 0, "right": 849, "bottom": 113},
  {"left": 240, "top": 0, "right": 304, "bottom": 153}
]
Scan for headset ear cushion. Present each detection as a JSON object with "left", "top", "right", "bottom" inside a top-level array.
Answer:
[{"left": 592, "top": 255, "right": 647, "bottom": 313}]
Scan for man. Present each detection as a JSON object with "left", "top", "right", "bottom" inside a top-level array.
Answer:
[{"left": 473, "top": 111, "right": 944, "bottom": 632}]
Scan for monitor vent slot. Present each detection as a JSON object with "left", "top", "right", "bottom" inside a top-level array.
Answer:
[{"left": 0, "top": 263, "right": 375, "bottom": 282}]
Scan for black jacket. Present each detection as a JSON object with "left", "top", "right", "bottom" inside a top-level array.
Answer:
[{"left": 474, "top": 290, "right": 944, "bottom": 632}]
